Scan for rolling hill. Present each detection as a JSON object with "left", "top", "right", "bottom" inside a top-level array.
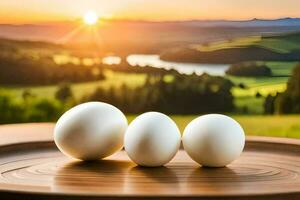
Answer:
[{"left": 160, "top": 32, "right": 300, "bottom": 64}]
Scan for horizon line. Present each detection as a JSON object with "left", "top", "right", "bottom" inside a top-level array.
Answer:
[{"left": 1, "top": 17, "right": 300, "bottom": 26}]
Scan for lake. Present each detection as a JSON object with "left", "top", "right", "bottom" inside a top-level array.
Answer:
[
  {"left": 126, "top": 55, "right": 229, "bottom": 76},
  {"left": 102, "top": 54, "right": 230, "bottom": 76}
]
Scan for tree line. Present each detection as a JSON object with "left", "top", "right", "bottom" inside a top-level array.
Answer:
[
  {"left": 226, "top": 62, "right": 272, "bottom": 77},
  {"left": 0, "top": 55, "right": 105, "bottom": 85},
  {"left": 0, "top": 72, "right": 234, "bottom": 124},
  {"left": 82, "top": 73, "right": 234, "bottom": 114},
  {"left": 264, "top": 63, "right": 300, "bottom": 114}
]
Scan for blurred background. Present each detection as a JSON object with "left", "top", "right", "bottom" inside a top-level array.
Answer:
[{"left": 0, "top": 0, "right": 299, "bottom": 138}]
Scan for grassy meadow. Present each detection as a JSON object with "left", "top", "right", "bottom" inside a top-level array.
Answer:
[
  {"left": 228, "top": 62, "right": 296, "bottom": 113},
  {"left": 1, "top": 70, "right": 147, "bottom": 100},
  {"left": 1, "top": 34, "right": 298, "bottom": 115},
  {"left": 0, "top": 33, "right": 299, "bottom": 139},
  {"left": 194, "top": 33, "right": 300, "bottom": 54},
  {"left": 0, "top": 62, "right": 295, "bottom": 114},
  {"left": 2, "top": 61, "right": 293, "bottom": 114}
]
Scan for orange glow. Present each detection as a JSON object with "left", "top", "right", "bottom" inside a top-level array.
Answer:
[{"left": 0, "top": 0, "right": 300, "bottom": 24}]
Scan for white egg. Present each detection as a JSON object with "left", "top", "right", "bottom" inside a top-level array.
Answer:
[
  {"left": 54, "top": 102, "right": 128, "bottom": 161},
  {"left": 124, "top": 112, "right": 181, "bottom": 167},
  {"left": 182, "top": 114, "right": 245, "bottom": 167}
]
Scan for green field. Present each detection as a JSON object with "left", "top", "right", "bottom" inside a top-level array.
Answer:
[
  {"left": 225, "top": 61, "right": 297, "bottom": 114},
  {"left": 194, "top": 33, "right": 300, "bottom": 54},
  {"left": 0, "top": 31, "right": 299, "bottom": 140},
  {"left": 127, "top": 115, "right": 300, "bottom": 139},
  {"left": 0, "top": 34, "right": 299, "bottom": 114},
  {"left": 229, "top": 76, "right": 288, "bottom": 96},
  {"left": 194, "top": 36, "right": 262, "bottom": 51},
  {"left": 1, "top": 70, "right": 146, "bottom": 100},
  {"left": 0, "top": 61, "right": 296, "bottom": 114},
  {"left": 229, "top": 76, "right": 287, "bottom": 114}
]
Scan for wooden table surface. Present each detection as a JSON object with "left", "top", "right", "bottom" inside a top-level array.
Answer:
[{"left": 0, "top": 123, "right": 299, "bottom": 200}]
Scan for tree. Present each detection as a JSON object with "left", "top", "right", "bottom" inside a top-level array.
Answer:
[
  {"left": 83, "top": 73, "right": 234, "bottom": 114},
  {"left": 0, "top": 94, "right": 25, "bottom": 124},
  {"left": 25, "top": 99, "right": 65, "bottom": 122},
  {"left": 255, "top": 92, "right": 262, "bottom": 98},
  {"left": 226, "top": 62, "right": 272, "bottom": 77},
  {"left": 264, "top": 94, "right": 276, "bottom": 114},
  {"left": 274, "top": 63, "right": 300, "bottom": 114},
  {"left": 286, "top": 63, "right": 300, "bottom": 97},
  {"left": 55, "top": 83, "right": 73, "bottom": 102},
  {"left": 238, "top": 83, "right": 246, "bottom": 89},
  {"left": 22, "top": 89, "right": 34, "bottom": 101}
]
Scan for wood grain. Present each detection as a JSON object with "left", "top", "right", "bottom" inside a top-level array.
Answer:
[{"left": 0, "top": 123, "right": 299, "bottom": 200}]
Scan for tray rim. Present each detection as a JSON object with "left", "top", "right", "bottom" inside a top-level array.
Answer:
[{"left": 0, "top": 137, "right": 299, "bottom": 199}]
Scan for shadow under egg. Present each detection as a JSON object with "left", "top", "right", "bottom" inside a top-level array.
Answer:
[
  {"left": 122, "top": 165, "right": 179, "bottom": 194},
  {"left": 51, "top": 159, "right": 134, "bottom": 194},
  {"left": 182, "top": 166, "right": 252, "bottom": 194}
]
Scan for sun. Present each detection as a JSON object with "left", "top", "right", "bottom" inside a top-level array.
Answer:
[{"left": 83, "top": 11, "right": 99, "bottom": 25}]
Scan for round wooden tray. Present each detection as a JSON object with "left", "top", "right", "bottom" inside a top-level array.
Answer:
[{"left": 0, "top": 123, "right": 299, "bottom": 200}]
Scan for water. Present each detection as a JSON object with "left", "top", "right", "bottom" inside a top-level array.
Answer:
[
  {"left": 126, "top": 54, "right": 229, "bottom": 76},
  {"left": 101, "top": 54, "right": 230, "bottom": 76},
  {"left": 102, "top": 56, "right": 121, "bottom": 65}
]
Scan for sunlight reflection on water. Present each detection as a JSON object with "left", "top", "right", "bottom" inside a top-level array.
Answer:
[
  {"left": 102, "top": 56, "right": 122, "bottom": 65},
  {"left": 126, "top": 54, "right": 229, "bottom": 76}
]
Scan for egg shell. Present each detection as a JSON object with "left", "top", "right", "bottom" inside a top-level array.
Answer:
[
  {"left": 182, "top": 114, "right": 245, "bottom": 167},
  {"left": 54, "top": 102, "right": 128, "bottom": 161},
  {"left": 124, "top": 112, "right": 181, "bottom": 167}
]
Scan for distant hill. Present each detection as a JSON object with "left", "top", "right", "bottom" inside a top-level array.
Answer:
[
  {"left": 0, "top": 18, "right": 300, "bottom": 45},
  {"left": 0, "top": 38, "right": 106, "bottom": 85},
  {"left": 0, "top": 38, "right": 61, "bottom": 49},
  {"left": 160, "top": 32, "right": 300, "bottom": 64},
  {"left": 181, "top": 18, "right": 300, "bottom": 27}
]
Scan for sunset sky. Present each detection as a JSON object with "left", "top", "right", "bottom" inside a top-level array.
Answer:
[{"left": 0, "top": 0, "right": 300, "bottom": 24}]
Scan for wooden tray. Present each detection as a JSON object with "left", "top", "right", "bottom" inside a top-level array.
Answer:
[{"left": 0, "top": 123, "right": 299, "bottom": 200}]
